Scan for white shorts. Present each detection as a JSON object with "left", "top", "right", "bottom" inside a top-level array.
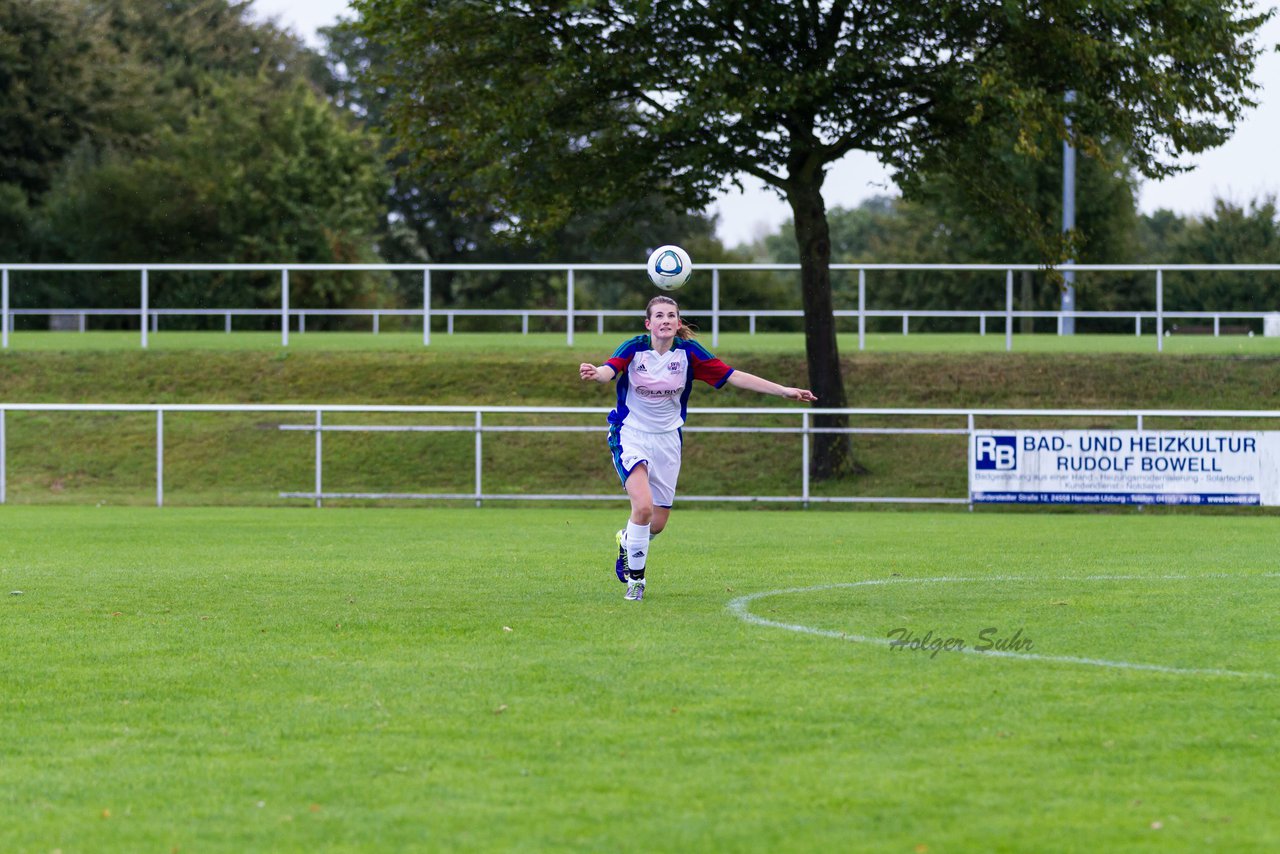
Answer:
[{"left": 608, "top": 424, "right": 683, "bottom": 508}]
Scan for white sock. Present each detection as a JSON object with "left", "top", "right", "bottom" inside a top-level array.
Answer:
[{"left": 625, "top": 521, "right": 650, "bottom": 576}]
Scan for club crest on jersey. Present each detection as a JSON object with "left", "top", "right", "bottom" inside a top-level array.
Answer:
[{"left": 668, "top": 362, "right": 681, "bottom": 372}]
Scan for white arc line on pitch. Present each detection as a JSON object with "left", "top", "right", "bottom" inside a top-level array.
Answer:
[{"left": 726, "top": 574, "right": 1278, "bottom": 679}]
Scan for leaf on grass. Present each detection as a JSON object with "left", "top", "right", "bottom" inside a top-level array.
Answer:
[
  {"left": 502, "top": 626, "right": 513, "bottom": 632},
  {"left": 494, "top": 704, "right": 508, "bottom": 715}
]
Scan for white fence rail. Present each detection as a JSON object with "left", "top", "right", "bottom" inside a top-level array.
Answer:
[
  {"left": 1, "top": 403, "right": 1277, "bottom": 508},
  {"left": 3, "top": 262, "right": 1280, "bottom": 353}
]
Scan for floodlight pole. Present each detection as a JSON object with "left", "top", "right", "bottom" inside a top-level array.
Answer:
[{"left": 1061, "top": 90, "right": 1077, "bottom": 335}]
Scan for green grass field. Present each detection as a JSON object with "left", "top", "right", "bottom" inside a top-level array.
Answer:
[
  {"left": 1, "top": 506, "right": 1275, "bottom": 852},
  {"left": 4, "top": 329, "right": 1280, "bottom": 355}
]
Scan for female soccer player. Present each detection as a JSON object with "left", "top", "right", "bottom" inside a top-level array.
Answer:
[{"left": 579, "top": 295, "right": 817, "bottom": 601}]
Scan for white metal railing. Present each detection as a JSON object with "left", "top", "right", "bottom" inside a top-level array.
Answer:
[
  {"left": 3, "top": 263, "right": 1279, "bottom": 353},
  {"left": 1, "top": 403, "right": 1277, "bottom": 508}
]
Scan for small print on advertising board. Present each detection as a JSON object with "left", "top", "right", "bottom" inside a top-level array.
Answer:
[{"left": 969, "top": 430, "right": 1280, "bottom": 506}]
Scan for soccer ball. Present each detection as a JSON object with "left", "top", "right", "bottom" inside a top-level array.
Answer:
[{"left": 646, "top": 245, "right": 693, "bottom": 291}]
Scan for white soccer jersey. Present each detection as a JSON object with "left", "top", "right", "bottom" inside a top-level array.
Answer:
[{"left": 604, "top": 335, "right": 734, "bottom": 433}]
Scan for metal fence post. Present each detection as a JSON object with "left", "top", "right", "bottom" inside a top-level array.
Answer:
[
  {"left": 474, "top": 411, "right": 484, "bottom": 507},
  {"left": 2, "top": 268, "right": 8, "bottom": 349},
  {"left": 423, "top": 269, "right": 431, "bottom": 347},
  {"left": 566, "top": 268, "right": 575, "bottom": 347},
  {"left": 156, "top": 409, "right": 164, "bottom": 507},
  {"left": 967, "top": 412, "right": 975, "bottom": 511},
  {"left": 315, "top": 409, "right": 323, "bottom": 508},
  {"left": 141, "top": 269, "right": 149, "bottom": 349},
  {"left": 801, "top": 410, "right": 810, "bottom": 509},
  {"left": 1156, "top": 269, "right": 1164, "bottom": 353},
  {"left": 712, "top": 268, "right": 720, "bottom": 348},
  {"left": 858, "top": 269, "right": 866, "bottom": 351},
  {"left": 281, "top": 269, "right": 290, "bottom": 347},
  {"left": 1005, "top": 269, "right": 1014, "bottom": 352}
]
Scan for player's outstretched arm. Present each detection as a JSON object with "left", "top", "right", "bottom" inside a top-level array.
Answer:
[
  {"left": 579, "top": 362, "right": 616, "bottom": 383},
  {"left": 727, "top": 370, "right": 817, "bottom": 401}
]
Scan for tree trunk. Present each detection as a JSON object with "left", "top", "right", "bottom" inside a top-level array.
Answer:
[{"left": 788, "top": 180, "right": 863, "bottom": 480}]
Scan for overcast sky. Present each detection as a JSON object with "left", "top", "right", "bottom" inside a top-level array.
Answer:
[{"left": 252, "top": 0, "right": 1280, "bottom": 247}]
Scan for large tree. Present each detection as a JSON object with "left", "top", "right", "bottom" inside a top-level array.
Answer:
[{"left": 354, "top": 0, "right": 1269, "bottom": 478}]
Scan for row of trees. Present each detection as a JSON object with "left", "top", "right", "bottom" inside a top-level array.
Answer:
[
  {"left": 753, "top": 194, "right": 1280, "bottom": 332},
  {"left": 2, "top": 0, "right": 392, "bottom": 313},
  {"left": 1, "top": 0, "right": 725, "bottom": 319},
  {"left": 5, "top": 0, "right": 1274, "bottom": 315}
]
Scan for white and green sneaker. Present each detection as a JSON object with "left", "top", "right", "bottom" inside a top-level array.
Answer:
[{"left": 624, "top": 577, "right": 646, "bottom": 602}]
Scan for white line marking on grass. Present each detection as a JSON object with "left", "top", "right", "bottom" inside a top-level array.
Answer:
[{"left": 727, "top": 574, "right": 1278, "bottom": 679}]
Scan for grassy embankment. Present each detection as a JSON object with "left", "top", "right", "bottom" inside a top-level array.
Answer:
[{"left": 1, "top": 332, "right": 1277, "bottom": 507}]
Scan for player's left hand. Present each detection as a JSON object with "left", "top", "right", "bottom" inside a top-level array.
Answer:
[{"left": 784, "top": 388, "right": 817, "bottom": 402}]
